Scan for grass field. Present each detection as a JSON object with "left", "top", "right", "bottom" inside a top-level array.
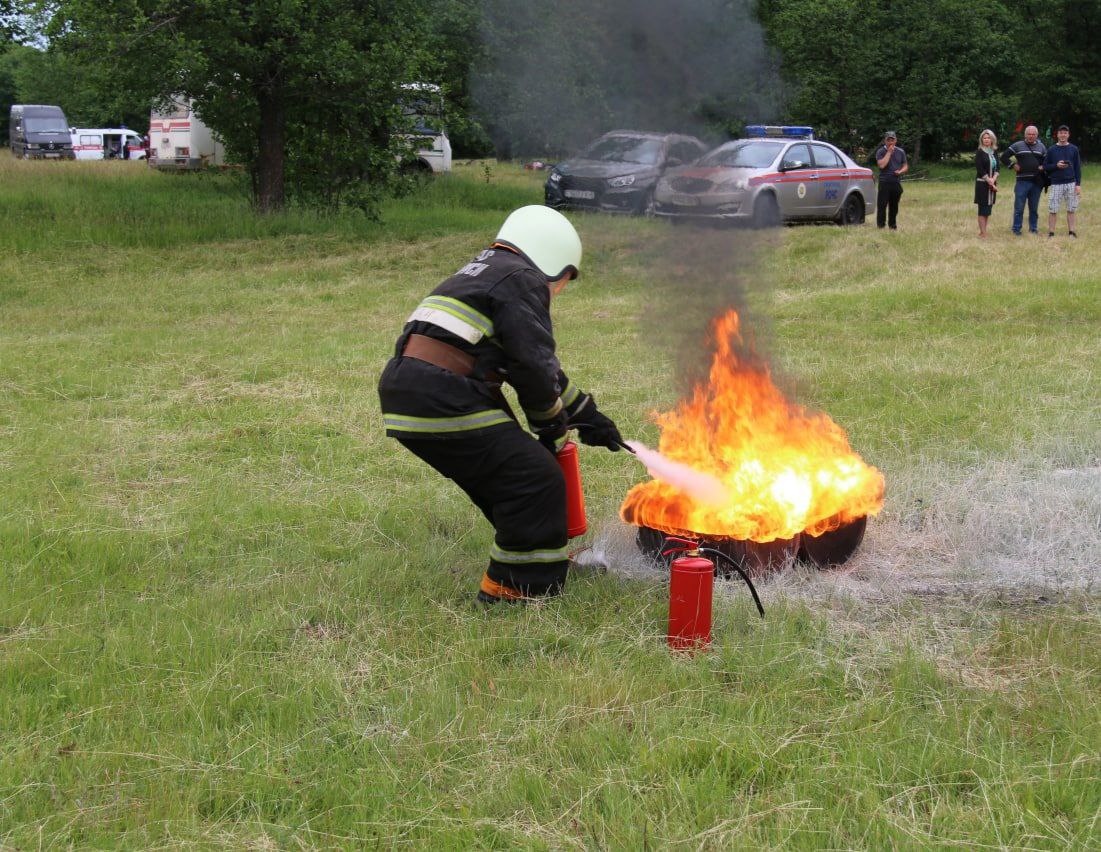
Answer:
[{"left": 1, "top": 154, "right": 1099, "bottom": 849}]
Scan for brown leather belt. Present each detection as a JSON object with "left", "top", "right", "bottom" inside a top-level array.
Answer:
[
  {"left": 403, "top": 333, "right": 475, "bottom": 375},
  {"left": 403, "top": 333, "right": 490, "bottom": 379}
]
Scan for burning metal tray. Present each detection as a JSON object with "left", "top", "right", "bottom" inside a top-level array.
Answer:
[{"left": 635, "top": 516, "right": 867, "bottom": 578}]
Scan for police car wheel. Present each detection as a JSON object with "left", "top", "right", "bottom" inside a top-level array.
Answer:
[
  {"left": 752, "top": 194, "right": 781, "bottom": 229},
  {"left": 839, "top": 194, "right": 864, "bottom": 226}
]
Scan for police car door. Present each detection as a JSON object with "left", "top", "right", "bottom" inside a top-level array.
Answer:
[
  {"left": 810, "top": 144, "right": 846, "bottom": 216},
  {"left": 778, "top": 143, "right": 817, "bottom": 218}
]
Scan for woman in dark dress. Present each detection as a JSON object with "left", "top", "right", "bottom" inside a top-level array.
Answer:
[{"left": 975, "top": 129, "right": 999, "bottom": 237}]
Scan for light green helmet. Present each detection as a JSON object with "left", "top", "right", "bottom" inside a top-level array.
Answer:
[{"left": 495, "top": 205, "right": 582, "bottom": 281}]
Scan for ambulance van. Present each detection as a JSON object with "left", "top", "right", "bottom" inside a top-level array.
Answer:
[{"left": 71, "top": 128, "right": 147, "bottom": 160}]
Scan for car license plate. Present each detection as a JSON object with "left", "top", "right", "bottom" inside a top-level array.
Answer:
[
  {"left": 564, "top": 189, "right": 595, "bottom": 200},
  {"left": 671, "top": 194, "right": 699, "bottom": 206},
  {"left": 45, "top": 153, "right": 60, "bottom": 159}
]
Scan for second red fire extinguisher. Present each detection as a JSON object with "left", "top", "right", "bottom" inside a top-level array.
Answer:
[{"left": 662, "top": 538, "right": 715, "bottom": 651}]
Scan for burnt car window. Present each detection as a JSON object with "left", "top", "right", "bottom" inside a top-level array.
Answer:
[
  {"left": 812, "top": 145, "right": 844, "bottom": 168},
  {"left": 782, "top": 144, "right": 813, "bottom": 170},
  {"left": 581, "top": 136, "right": 664, "bottom": 165},
  {"left": 699, "top": 141, "right": 783, "bottom": 168}
]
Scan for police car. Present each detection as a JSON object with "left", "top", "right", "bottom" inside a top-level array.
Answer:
[{"left": 652, "top": 126, "right": 875, "bottom": 226}]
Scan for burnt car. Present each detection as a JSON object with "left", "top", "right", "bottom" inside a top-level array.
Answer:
[
  {"left": 653, "top": 126, "right": 874, "bottom": 227},
  {"left": 545, "top": 131, "right": 708, "bottom": 215}
]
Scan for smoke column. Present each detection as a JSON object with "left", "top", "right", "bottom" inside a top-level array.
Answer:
[{"left": 471, "top": 0, "right": 783, "bottom": 158}]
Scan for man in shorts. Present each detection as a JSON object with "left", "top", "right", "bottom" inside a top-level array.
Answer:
[{"left": 1043, "top": 125, "right": 1082, "bottom": 238}]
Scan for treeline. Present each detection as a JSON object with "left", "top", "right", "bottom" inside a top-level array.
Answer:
[
  {"left": 757, "top": 0, "right": 1100, "bottom": 162},
  {"left": 2, "top": 0, "right": 1097, "bottom": 212}
]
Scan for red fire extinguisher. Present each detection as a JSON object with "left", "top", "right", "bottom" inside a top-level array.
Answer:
[
  {"left": 662, "top": 537, "right": 714, "bottom": 651},
  {"left": 556, "top": 440, "right": 587, "bottom": 538}
]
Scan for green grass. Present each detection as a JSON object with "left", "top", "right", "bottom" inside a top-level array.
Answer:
[{"left": 1, "top": 155, "right": 1099, "bottom": 848}]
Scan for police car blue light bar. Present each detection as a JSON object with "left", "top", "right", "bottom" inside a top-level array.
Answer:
[{"left": 745, "top": 125, "right": 815, "bottom": 139}]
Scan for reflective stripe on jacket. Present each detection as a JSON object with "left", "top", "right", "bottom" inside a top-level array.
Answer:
[{"left": 378, "top": 246, "right": 583, "bottom": 439}]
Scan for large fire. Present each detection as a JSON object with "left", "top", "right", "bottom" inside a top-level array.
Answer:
[{"left": 621, "top": 310, "right": 884, "bottom": 542}]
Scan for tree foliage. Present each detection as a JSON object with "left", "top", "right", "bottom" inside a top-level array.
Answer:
[
  {"left": 761, "top": 0, "right": 1017, "bottom": 160},
  {"left": 1017, "top": 0, "right": 1101, "bottom": 147},
  {"left": 49, "top": 0, "right": 431, "bottom": 212}
]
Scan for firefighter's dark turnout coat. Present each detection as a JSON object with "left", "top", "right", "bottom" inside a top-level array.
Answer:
[{"left": 378, "top": 246, "right": 588, "bottom": 597}]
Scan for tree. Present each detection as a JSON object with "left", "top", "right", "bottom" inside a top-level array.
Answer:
[
  {"left": 760, "top": 0, "right": 1020, "bottom": 161},
  {"left": 1, "top": 0, "right": 24, "bottom": 43},
  {"left": 1018, "top": 0, "right": 1101, "bottom": 150},
  {"left": 50, "top": 0, "right": 430, "bottom": 212},
  {"left": 420, "top": 0, "right": 493, "bottom": 158},
  {"left": 1, "top": 43, "right": 150, "bottom": 128}
]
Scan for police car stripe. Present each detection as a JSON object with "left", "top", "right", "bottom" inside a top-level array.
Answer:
[
  {"left": 383, "top": 410, "right": 513, "bottom": 433},
  {"left": 489, "top": 544, "right": 570, "bottom": 564},
  {"left": 420, "top": 296, "right": 494, "bottom": 336}
]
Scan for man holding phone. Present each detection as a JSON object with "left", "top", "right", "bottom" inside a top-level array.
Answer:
[
  {"left": 874, "top": 130, "right": 909, "bottom": 229},
  {"left": 1043, "top": 125, "right": 1082, "bottom": 238}
]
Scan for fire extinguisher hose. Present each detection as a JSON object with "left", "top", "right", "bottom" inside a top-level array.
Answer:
[{"left": 698, "top": 547, "right": 766, "bottom": 618}]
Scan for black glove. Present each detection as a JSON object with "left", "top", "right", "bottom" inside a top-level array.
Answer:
[
  {"left": 572, "top": 406, "right": 624, "bottom": 452},
  {"left": 530, "top": 410, "right": 569, "bottom": 455}
]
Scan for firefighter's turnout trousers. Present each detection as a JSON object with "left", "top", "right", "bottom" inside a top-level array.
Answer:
[
  {"left": 398, "top": 428, "right": 567, "bottom": 596},
  {"left": 378, "top": 245, "right": 587, "bottom": 598}
]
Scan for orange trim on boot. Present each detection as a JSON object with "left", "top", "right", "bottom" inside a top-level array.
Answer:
[{"left": 479, "top": 573, "right": 529, "bottom": 602}]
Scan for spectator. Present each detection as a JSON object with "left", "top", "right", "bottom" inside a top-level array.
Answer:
[
  {"left": 874, "top": 130, "right": 908, "bottom": 230},
  {"left": 1001, "top": 125, "right": 1047, "bottom": 235},
  {"left": 1043, "top": 125, "right": 1082, "bottom": 238},
  {"left": 975, "top": 129, "right": 999, "bottom": 238}
]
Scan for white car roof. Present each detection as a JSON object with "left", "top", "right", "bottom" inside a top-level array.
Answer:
[
  {"left": 71, "top": 128, "right": 142, "bottom": 134},
  {"left": 706, "top": 137, "right": 858, "bottom": 167}
]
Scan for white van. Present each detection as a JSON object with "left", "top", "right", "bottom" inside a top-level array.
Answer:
[
  {"left": 148, "top": 97, "right": 225, "bottom": 170},
  {"left": 71, "top": 128, "right": 147, "bottom": 160},
  {"left": 399, "top": 83, "right": 452, "bottom": 174}
]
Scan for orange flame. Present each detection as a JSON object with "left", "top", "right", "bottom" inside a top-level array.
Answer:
[{"left": 621, "top": 310, "right": 884, "bottom": 542}]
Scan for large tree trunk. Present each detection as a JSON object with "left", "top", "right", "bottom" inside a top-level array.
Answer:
[
  {"left": 911, "top": 134, "right": 922, "bottom": 165},
  {"left": 255, "top": 88, "right": 286, "bottom": 212}
]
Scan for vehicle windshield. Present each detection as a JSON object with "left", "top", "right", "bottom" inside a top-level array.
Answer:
[
  {"left": 581, "top": 136, "right": 663, "bottom": 165},
  {"left": 400, "top": 98, "right": 442, "bottom": 135},
  {"left": 25, "top": 117, "right": 69, "bottom": 134},
  {"left": 699, "top": 141, "right": 783, "bottom": 168}
]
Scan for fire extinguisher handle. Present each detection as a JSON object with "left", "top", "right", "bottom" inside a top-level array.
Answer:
[{"left": 661, "top": 536, "right": 699, "bottom": 557}]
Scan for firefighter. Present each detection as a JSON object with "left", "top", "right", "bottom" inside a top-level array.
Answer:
[{"left": 378, "top": 205, "right": 623, "bottom": 603}]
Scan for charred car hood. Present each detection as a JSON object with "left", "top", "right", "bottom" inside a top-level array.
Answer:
[{"left": 556, "top": 159, "right": 659, "bottom": 179}]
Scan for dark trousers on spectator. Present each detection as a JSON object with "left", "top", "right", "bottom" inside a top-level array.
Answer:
[
  {"left": 876, "top": 181, "right": 903, "bottom": 228},
  {"left": 1012, "top": 180, "right": 1043, "bottom": 234}
]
